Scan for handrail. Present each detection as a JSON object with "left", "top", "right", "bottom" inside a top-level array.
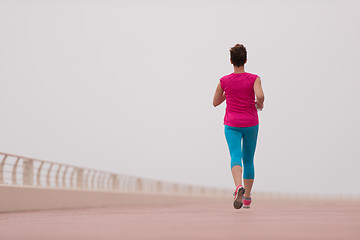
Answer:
[{"left": 0, "top": 152, "right": 230, "bottom": 196}]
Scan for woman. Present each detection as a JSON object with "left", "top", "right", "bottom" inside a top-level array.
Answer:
[{"left": 213, "top": 44, "right": 265, "bottom": 209}]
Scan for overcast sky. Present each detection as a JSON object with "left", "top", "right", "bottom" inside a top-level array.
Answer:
[{"left": 1, "top": 0, "right": 359, "bottom": 196}]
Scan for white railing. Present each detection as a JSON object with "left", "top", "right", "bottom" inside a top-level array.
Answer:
[{"left": 0, "top": 152, "right": 229, "bottom": 196}]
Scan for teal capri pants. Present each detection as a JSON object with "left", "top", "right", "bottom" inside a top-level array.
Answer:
[{"left": 224, "top": 124, "right": 259, "bottom": 179}]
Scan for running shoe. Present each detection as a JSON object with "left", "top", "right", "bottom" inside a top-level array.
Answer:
[
  {"left": 233, "top": 185, "right": 245, "bottom": 209},
  {"left": 243, "top": 196, "right": 252, "bottom": 209}
]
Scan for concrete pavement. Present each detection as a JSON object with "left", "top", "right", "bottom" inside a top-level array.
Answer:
[{"left": 0, "top": 197, "right": 359, "bottom": 240}]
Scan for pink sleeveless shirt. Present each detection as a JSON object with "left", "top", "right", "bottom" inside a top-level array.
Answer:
[{"left": 220, "top": 72, "right": 259, "bottom": 127}]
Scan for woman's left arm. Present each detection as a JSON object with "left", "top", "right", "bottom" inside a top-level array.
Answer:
[{"left": 213, "top": 82, "right": 226, "bottom": 107}]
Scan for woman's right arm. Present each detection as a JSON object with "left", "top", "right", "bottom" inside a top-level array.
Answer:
[
  {"left": 213, "top": 82, "right": 226, "bottom": 107},
  {"left": 254, "top": 77, "right": 265, "bottom": 110}
]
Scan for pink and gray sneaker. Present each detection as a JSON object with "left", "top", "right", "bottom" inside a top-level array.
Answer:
[
  {"left": 233, "top": 185, "right": 246, "bottom": 209},
  {"left": 243, "top": 196, "right": 252, "bottom": 209}
]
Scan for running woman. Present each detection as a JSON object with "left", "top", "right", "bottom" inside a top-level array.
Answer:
[{"left": 213, "top": 44, "right": 265, "bottom": 209}]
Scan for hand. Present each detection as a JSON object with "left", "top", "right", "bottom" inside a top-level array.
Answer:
[{"left": 255, "top": 102, "right": 264, "bottom": 111}]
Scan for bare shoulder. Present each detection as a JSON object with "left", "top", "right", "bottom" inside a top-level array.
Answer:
[{"left": 253, "top": 75, "right": 263, "bottom": 91}]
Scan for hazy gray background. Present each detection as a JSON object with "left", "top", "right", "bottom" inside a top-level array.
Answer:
[{"left": 1, "top": 0, "right": 359, "bottom": 196}]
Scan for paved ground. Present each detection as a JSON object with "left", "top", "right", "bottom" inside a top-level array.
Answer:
[{"left": 0, "top": 197, "right": 359, "bottom": 240}]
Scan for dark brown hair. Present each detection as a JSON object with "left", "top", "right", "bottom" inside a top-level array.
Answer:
[{"left": 230, "top": 44, "right": 247, "bottom": 67}]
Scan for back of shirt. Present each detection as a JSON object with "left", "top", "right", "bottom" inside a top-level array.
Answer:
[{"left": 220, "top": 72, "right": 259, "bottom": 127}]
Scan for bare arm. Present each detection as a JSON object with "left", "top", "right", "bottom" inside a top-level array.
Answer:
[
  {"left": 254, "top": 77, "right": 265, "bottom": 110},
  {"left": 213, "top": 82, "right": 226, "bottom": 107}
]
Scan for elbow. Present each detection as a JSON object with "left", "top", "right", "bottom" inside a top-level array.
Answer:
[
  {"left": 213, "top": 99, "right": 221, "bottom": 107},
  {"left": 256, "top": 94, "right": 265, "bottom": 102}
]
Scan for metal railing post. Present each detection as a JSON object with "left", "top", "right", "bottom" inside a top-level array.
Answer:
[
  {"left": 173, "top": 184, "right": 179, "bottom": 194},
  {"left": 97, "top": 173, "right": 104, "bottom": 190},
  {"left": 84, "top": 170, "right": 91, "bottom": 189},
  {"left": 111, "top": 174, "right": 118, "bottom": 191},
  {"left": 55, "top": 165, "right": 62, "bottom": 188},
  {"left": 201, "top": 187, "right": 206, "bottom": 195},
  {"left": 46, "top": 164, "right": 53, "bottom": 187},
  {"left": 70, "top": 167, "right": 76, "bottom": 188},
  {"left": 0, "top": 155, "right": 7, "bottom": 184},
  {"left": 100, "top": 173, "right": 106, "bottom": 190},
  {"left": 91, "top": 171, "right": 97, "bottom": 190},
  {"left": 23, "top": 159, "right": 34, "bottom": 186},
  {"left": 135, "top": 178, "right": 143, "bottom": 192},
  {"left": 76, "top": 168, "right": 84, "bottom": 189},
  {"left": 11, "top": 157, "right": 20, "bottom": 185},
  {"left": 157, "top": 181, "right": 162, "bottom": 193},
  {"left": 36, "top": 161, "right": 44, "bottom": 186},
  {"left": 188, "top": 186, "right": 193, "bottom": 195},
  {"left": 62, "top": 166, "right": 68, "bottom": 188}
]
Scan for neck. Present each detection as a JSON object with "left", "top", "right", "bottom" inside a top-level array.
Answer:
[{"left": 233, "top": 65, "right": 245, "bottom": 73}]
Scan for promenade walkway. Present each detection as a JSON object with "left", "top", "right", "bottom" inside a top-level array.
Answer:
[{"left": 0, "top": 197, "right": 359, "bottom": 240}]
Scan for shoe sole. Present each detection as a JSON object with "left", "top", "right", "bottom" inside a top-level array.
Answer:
[
  {"left": 243, "top": 205, "right": 250, "bottom": 209},
  {"left": 233, "top": 187, "right": 245, "bottom": 209}
]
